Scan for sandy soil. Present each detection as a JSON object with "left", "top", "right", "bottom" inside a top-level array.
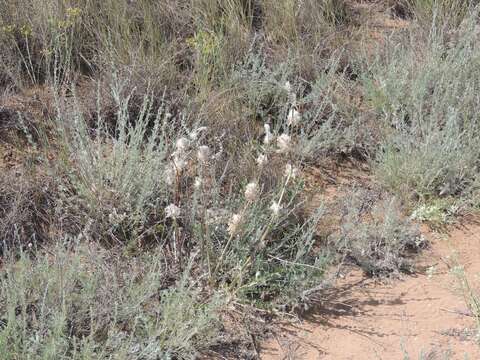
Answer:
[{"left": 261, "top": 222, "right": 480, "bottom": 359}]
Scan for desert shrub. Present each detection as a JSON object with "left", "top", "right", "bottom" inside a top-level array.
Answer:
[
  {"left": 410, "top": 197, "right": 461, "bottom": 226},
  {"left": 228, "top": 51, "right": 293, "bottom": 123},
  {"left": 211, "top": 186, "right": 329, "bottom": 310},
  {"left": 0, "top": 243, "right": 222, "bottom": 359},
  {"left": 159, "top": 134, "right": 330, "bottom": 309},
  {"left": 53, "top": 79, "right": 173, "bottom": 245},
  {"left": 331, "top": 190, "right": 424, "bottom": 276},
  {"left": 227, "top": 50, "right": 369, "bottom": 163},
  {"left": 49, "top": 71, "right": 331, "bottom": 312},
  {"left": 295, "top": 62, "right": 373, "bottom": 161},
  {"left": 365, "top": 17, "right": 480, "bottom": 203}
]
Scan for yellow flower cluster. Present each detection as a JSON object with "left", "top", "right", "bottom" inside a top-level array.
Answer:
[
  {"left": 0, "top": 24, "right": 32, "bottom": 37},
  {"left": 20, "top": 25, "right": 32, "bottom": 37},
  {"left": 48, "top": 7, "right": 82, "bottom": 30},
  {"left": 66, "top": 7, "right": 81, "bottom": 18},
  {"left": 186, "top": 30, "right": 220, "bottom": 58},
  {"left": 1, "top": 24, "right": 15, "bottom": 34}
]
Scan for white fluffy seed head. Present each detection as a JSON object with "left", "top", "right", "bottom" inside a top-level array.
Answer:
[
  {"left": 194, "top": 177, "right": 203, "bottom": 189},
  {"left": 287, "top": 107, "right": 301, "bottom": 127},
  {"left": 276, "top": 133, "right": 291, "bottom": 154},
  {"left": 245, "top": 182, "right": 260, "bottom": 202},
  {"left": 197, "top": 145, "right": 211, "bottom": 163},
  {"left": 256, "top": 154, "right": 268, "bottom": 167},
  {"left": 270, "top": 201, "right": 282, "bottom": 217},
  {"left": 176, "top": 137, "right": 190, "bottom": 151},
  {"left": 263, "top": 123, "right": 274, "bottom": 145},
  {"left": 165, "top": 204, "right": 181, "bottom": 219},
  {"left": 284, "top": 163, "right": 299, "bottom": 179},
  {"left": 227, "top": 213, "right": 243, "bottom": 236}
]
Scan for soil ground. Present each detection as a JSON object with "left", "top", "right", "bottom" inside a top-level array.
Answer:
[{"left": 261, "top": 222, "right": 480, "bottom": 359}]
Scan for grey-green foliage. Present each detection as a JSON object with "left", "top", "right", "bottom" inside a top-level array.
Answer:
[
  {"left": 228, "top": 201, "right": 328, "bottom": 309},
  {"left": 332, "top": 190, "right": 423, "bottom": 276},
  {"left": 54, "top": 77, "right": 170, "bottom": 240},
  {"left": 232, "top": 50, "right": 370, "bottom": 160},
  {"left": 0, "top": 244, "right": 222, "bottom": 360},
  {"left": 365, "top": 18, "right": 480, "bottom": 200},
  {"left": 296, "top": 60, "right": 373, "bottom": 160},
  {"left": 202, "top": 174, "right": 330, "bottom": 310},
  {"left": 230, "top": 50, "right": 293, "bottom": 122}
]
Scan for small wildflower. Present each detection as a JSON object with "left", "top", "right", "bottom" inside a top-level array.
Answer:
[
  {"left": 1, "top": 25, "right": 15, "bottom": 34},
  {"left": 227, "top": 213, "right": 243, "bottom": 236},
  {"left": 270, "top": 201, "right": 282, "bottom": 217},
  {"left": 276, "top": 134, "right": 291, "bottom": 153},
  {"left": 165, "top": 204, "right": 181, "bottom": 219},
  {"left": 287, "top": 107, "right": 301, "bottom": 127},
  {"left": 263, "top": 123, "right": 274, "bottom": 145},
  {"left": 20, "top": 25, "right": 32, "bottom": 37},
  {"left": 40, "top": 48, "right": 52, "bottom": 57},
  {"left": 56, "top": 20, "right": 73, "bottom": 30},
  {"left": 197, "top": 145, "right": 211, "bottom": 163},
  {"left": 245, "top": 182, "right": 260, "bottom": 202},
  {"left": 66, "top": 7, "right": 82, "bottom": 18},
  {"left": 284, "top": 163, "right": 299, "bottom": 179},
  {"left": 256, "top": 154, "right": 268, "bottom": 167},
  {"left": 194, "top": 177, "right": 203, "bottom": 189},
  {"left": 176, "top": 137, "right": 190, "bottom": 151}
]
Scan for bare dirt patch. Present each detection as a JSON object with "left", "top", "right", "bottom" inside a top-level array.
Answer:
[{"left": 261, "top": 222, "right": 480, "bottom": 359}]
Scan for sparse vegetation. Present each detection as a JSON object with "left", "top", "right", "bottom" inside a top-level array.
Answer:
[
  {"left": 331, "top": 190, "right": 424, "bottom": 276},
  {"left": 1, "top": 0, "right": 480, "bottom": 358}
]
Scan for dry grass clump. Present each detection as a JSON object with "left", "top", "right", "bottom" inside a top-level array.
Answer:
[{"left": 402, "top": 0, "right": 480, "bottom": 28}]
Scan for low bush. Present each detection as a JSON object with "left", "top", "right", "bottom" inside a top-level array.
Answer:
[
  {"left": 49, "top": 73, "right": 331, "bottom": 312},
  {"left": 331, "top": 190, "right": 424, "bottom": 276},
  {"left": 0, "top": 243, "right": 223, "bottom": 359},
  {"left": 365, "top": 17, "right": 480, "bottom": 203}
]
